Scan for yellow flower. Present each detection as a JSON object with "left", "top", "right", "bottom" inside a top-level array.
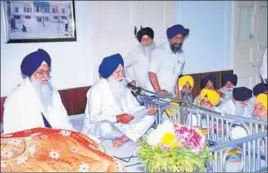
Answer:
[
  {"left": 171, "top": 142, "right": 181, "bottom": 150},
  {"left": 161, "top": 133, "right": 181, "bottom": 150},
  {"left": 161, "top": 133, "right": 176, "bottom": 145}
]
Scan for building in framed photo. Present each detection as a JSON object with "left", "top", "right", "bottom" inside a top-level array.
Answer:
[{"left": 4, "top": 0, "right": 76, "bottom": 43}]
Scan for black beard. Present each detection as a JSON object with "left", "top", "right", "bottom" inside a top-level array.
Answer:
[{"left": 170, "top": 43, "right": 183, "bottom": 54}]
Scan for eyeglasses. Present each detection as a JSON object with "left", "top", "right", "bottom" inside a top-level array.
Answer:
[{"left": 35, "top": 70, "right": 51, "bottom": 76}]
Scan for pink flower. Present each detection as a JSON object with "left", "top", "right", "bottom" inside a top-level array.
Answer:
[{"left": 173, "top": 125, "right": 206, "bottom": 154}]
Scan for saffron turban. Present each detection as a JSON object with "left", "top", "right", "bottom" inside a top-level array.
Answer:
[
  {"left": 20, "top": 49, "right": 51, "bottom": 77},
  {"left": 255, "top": 93, "right": 268, "bottom": 110},
  {"left": 166, "top": 24, "right": 189, "bottom": 39},
  {"left": 200, "top": 89, "right": 221, "bottom": 106},
  {"left": 99, "top": 53, "right": 124, "bottom": 78},
  {"left": 178, "top": 75, "right": 194, "bottom": 89}
]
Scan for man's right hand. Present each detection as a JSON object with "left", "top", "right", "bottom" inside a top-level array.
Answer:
[
  {"left": 157, "top": 90, "right": 168, "bottom": 97},
  {"left": 130, "top": 80, "right": 136, "bottom": 87},
  {"left": 117, "top": 114, "right": 134, "bottom": 124}
]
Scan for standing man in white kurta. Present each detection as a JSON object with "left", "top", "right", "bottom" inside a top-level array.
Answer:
[
  {"left": 3, "top": 49, "right": 74, "bottom": 134},
  {"left": 82, "top": 53, "right": 156, "bottom": 148},
  {"left": 146, "top": 24, "right": 189, "bottom": 98},
  {"left": 124, "top": 27, "right": 156, "bottom": 88}
]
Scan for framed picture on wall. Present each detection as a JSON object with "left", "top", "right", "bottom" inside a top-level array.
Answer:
[{"left": 2, "top": 0, "right": 77, "bottom": 43}]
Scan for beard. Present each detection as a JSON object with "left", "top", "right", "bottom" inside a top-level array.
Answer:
[
  {"left": 140, "top": 42, "right": 155, "bottom": 58},
  {"left": 234, "top": 103, "right": 246, "bottom": 116},
  {"left": 107, "top": 77, "right": 128, "bottom": 104},
  {"left": 180, "top": 91, "right": 193, "bottom": 102},
  {"left": 31, "top": 77, "right": 54, "bottom": 109},
  {"left": 170, "top": 42, "right": 183, "bottom": 54}
]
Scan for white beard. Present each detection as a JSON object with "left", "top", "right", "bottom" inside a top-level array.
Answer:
[
  {"left": 31, "top": 78, "right": 54, "bottom": 110},
  {"left": 234, "top": 103, "right": 246, "bottom": 116},
  {"left": 107, "top": 77, "right": 128, "bottom": 104},
  {"left": 139, "top": 42, "right": 155, "bottom": 58}
]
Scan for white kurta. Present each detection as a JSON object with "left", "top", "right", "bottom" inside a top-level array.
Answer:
[
  {"left": 124, "top": 45, "right": 152, "bottom": 88},
  {"left": 82, "top": 78, "right": 155, "bottom": 142},
  {"left": 3, "top": 78, "right": 74, "bottom": 134},
  {"left": 146, "top": 42, "right": 186, "bottom": 94},
  {"left": 260, "top": 49, "right": 267, "bottom": 83}
]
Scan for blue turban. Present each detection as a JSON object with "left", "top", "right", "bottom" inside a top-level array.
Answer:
[
  {"left": 166, "top": 24, "right": 189, "bottom": 39},
  {"left": 201, "top": 75, "right": 217, "bottom": 89},
  {"left": 233, "top": 87, "right": 252, "bottom": 101},
  {"left": 20, "top": 49, "right": 51, "bottom": 77},
  {"left": 253, "top": 82, "right": 268, "bottom": 96},
  {"left": 99, "top": 53, "right": 124, "bottom": 78},
  {"left": 222, "top": 74, "right": 238, "bottom": 86}
]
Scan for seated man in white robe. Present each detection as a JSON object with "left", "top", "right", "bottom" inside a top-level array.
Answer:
[
  {"left": 124, "top": 27, "right": 156, "bottom": 88},
  {"left": 218, "top": 87, "right": 253, "bottom": 118},
  {"left": 3, "top": 49, "right": 74, "bottom": 134},
  {"left": 82, "top": 53, "right": 156, "bottom": 148},
  {"left": 219, "top": 74, "right": 238, "bottom": 103},
  {"left": 253, "top": 93, "right": 267, "bottom": 121}
]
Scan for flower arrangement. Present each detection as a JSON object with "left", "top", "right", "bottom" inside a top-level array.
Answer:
[{"left": 138, "top": 122, "right": 212, "bottom": 172}]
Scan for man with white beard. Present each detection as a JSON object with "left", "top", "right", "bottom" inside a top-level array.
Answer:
[
  {"left": 3, "top": 49, "right": 74, "bottom": 134},
  {"left": 218, "top": 74, "right": 238, "bottom": 103},
  {"left": 124, "top": 27, "right": 155, "bottom": 88},
  {"left": 218, "top": 87, "right": 253, "bottom": 118},
  {"left": 82, "top": 53, "right": 157, "bottom": 148}
]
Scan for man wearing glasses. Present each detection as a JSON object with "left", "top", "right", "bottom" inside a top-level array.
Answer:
[{"left": 3, "top": 49, "right": 74, "bottom": 134}]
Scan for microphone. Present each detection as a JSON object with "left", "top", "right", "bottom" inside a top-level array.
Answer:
[{"left": 127, "top": 83, "right": 141, "bottom": 96}]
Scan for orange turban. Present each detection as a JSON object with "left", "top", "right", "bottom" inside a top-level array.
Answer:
[
  {"left": 255, "top": 93, "right": 267, "bottom": 110},
  {"left": 178, "top": 75, "right": 194, "bottom": 89},
  {"left": 200, "top": 89, "right": 221, "bottom": 106}
]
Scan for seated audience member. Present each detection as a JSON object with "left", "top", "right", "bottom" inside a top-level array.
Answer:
[
  {"left": 199, "top": 89, "right": 221, "bottom": 110},
  {"left": 218, "top": 87, "right": 253, "bottom": 117},
  {"left": 124, "top": 27, "right": 155, "bottom": 88},
  {"left": 219, "top": 74, "right": 238, "bottom": 102},
  {"left": 1, "top": 127, "right": 125, "bottom": 172},
  {"left": 253, "top": 93, "right": 267, "bottom": 120},
  {"left": 177, "top": 75, "right": 194, "bottom": 102},
  {"left": 193, "top": 75, "right": 217, "bottom": 105},
  {"left": 3, "top": 49, "right": 74, "bottom": 134},
  {"left": 248, "top": 82, "right": 268, "bottom": 113},
  {"left": 82, "top": 54, "right": 156, "bottom": 148},
  {"left": 191, "top": 89, "right": 221, "bottom": 127}
]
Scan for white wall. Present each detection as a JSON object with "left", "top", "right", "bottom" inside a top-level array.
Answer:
[
  {"left": 1, "top": 1, "right": 95, "bottom": 97},
  {"left": 176, "top": 1, "right": 232, "bottom": 74},
  {"left": 1, "top": 1, "right": 233, "bottom": 97}
]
